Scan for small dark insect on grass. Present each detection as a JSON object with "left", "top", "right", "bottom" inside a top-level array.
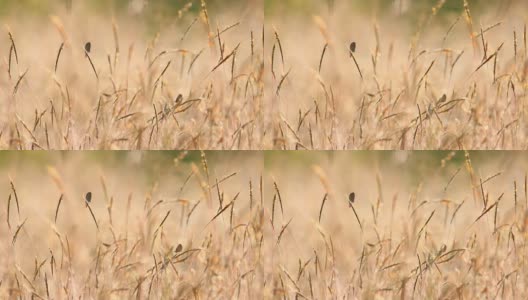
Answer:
[
  {"left": 85, "top": 192, "right": 92, "bottom": 205},
  {"left": 349, "top": 41, "right": 356, "bottom": 54},
  {"left": 85, "top": 42, "right": 92, "bottom": 54},
  {"left": 348, "top": 192, "right": 363, "bottom": 231},
  {"left": 348, "top": 42, "right": 363, "bottom": 79},
  {"left": 175, "top": 244, "right": 183, "bottom": 253},
  {"left": 84, "top": 42, "right": 98, "bottom": 79},
  {"left": 84, "top": 191, "right": 98, "bottom": 229},
  {"left": 348, "top": 192, "right": 355, "bottom": 207}
]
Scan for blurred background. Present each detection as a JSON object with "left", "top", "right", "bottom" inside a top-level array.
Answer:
[
  {"left": 2, "top": 0, "right": 516, "bottom": 22},
  {"left": 265, "top": 0, "right": 525, "bottom": 22},
  {"left": 0, "top": 0, "right": 258, "bottom": 15},
  {"left": 0, "top": 151, "right": 522, "bottom": 183},
  {"left": 265, "top": 0, "right": 512, "bottom": 13},
  {"left": 0, "top": 0, "right": 262, "bottom": 30},
  {"left": 0, "top": 0, "right": 515, "bottom": 16},
  {"left": 0, "top": 151, "right": 258, "bottom": 182}
]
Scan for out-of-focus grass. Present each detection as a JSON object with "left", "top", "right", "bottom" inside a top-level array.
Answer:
[
  {"left": 266, "top": 0, "right": 493, "bottom": 16},
  {"left": 266, "top": 0, "right": 528, "bottom": 150},
  {"left": 0, "top": 0, "right": 251, "bottom": 16},
  {"left": 0, "top": 0, "right": 264, "bottom": 150}
]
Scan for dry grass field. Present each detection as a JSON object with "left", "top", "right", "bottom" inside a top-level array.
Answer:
[
  {"left": 1, "top": 151, "right": 528, "bottom": 298},
  {"left": 2, "top": 1, "right": 528, "bottom": 299},
  {"left": 0, "top": 1, "right": 264, "bottom": 150},
  {"left": 3, "top": 0, "right": 528, "bottom": 150},
  {"left": 267, "top": 0, "right": 528, "bottom": 150},
  {"left": 0, "top": 151, "right": 264, "bottom": 298}
]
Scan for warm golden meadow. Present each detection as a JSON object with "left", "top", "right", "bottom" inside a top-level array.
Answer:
[
  {"left": 1, "top": 151, "right": 528, "bottom": 298},
  {"left": 2, "top": 1, "right": 528, "bottom": 299},
  {"left": 0, "top": 1, "right": 263, "bottom": 150},
  {"left": 5, "top": 0, "right": 528, "bottom": 150},
  {"left": 267, "top": 0, "right": 528, "bottom": 149}
]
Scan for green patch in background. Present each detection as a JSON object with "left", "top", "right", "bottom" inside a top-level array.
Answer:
[
  {"left": 0, "top": 0, "right": 248, "bottom": 16},
  {"left": 265, "top": 0, "right": 499, "bottom": 21}
]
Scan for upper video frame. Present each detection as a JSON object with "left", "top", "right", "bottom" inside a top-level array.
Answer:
[
  {"left": 266, "top": 0, "right": 528, "bottom": 150},
  {"left": 0, "top": 0, "right": 263, "bottom": 150}
]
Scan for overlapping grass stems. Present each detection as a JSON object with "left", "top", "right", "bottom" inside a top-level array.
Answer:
[
  {"left": 1, "top": 151, "right": 528, "bottom": 298},
  {"left": 5, "top": 0, "right": 528, "bottom": 150},
  {"left": 1, "top": 1, "right": 264, "bottom": 149},
  {"left": 268, "top": 0, "right": 528, "bottom": 149}
]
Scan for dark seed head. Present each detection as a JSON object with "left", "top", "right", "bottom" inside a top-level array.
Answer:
[
  {"left": 175, "top": 94, "right": 183, "bottom": 104},
  {"left": 84, "top": 42, "right": 91, "bottom": 53},
  {"left": 175, "top": 244, "right": 183, "bottom": 253},
  {"left": 85, "top": 192, "right": 92, "bottom": 203},
  {"left": 348, "top": 192, "right": 355, "bottom": 205},
  {"left": 438, "top": 94, "right": 447, "bottom": 103},
  {"left": 349, "top": 42, "right": 356, "bottom": 53}
]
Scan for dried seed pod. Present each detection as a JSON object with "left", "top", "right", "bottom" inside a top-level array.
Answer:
[
  {"left": 438, "top": 94, "right": 447, "bottom": 104},
  {"left": 175, "top": 94, "right": 183, "bottom": 105},
  {"left": 85, "top": 42, "right": 91, "bottom": 53},
  {"left": 348, "top": 192, "right": 355, "bottom": 206},
  {"left": 85, "top": 192, "right": 92, "bottom": 203},
  {"left": 175, "top": 244, "right": 183, "bottom": 253},
  {"left": 349, "top": 42, "right": 356, "bottom": 53}
]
